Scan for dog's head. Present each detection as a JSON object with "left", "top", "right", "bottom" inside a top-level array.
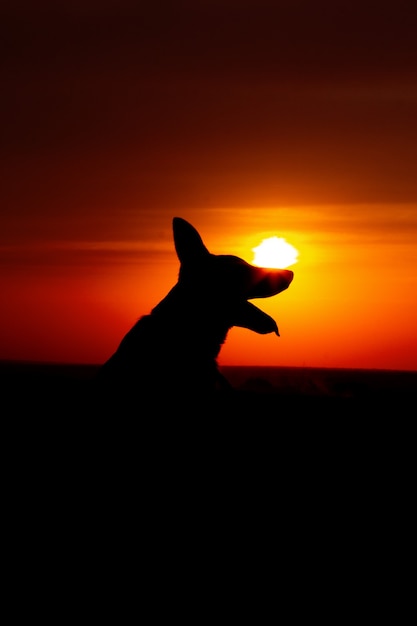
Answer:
[{"left": 172, "top": 217, "right": 293, "bottom": 336}]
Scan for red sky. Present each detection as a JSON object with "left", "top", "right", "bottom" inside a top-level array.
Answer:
[{"left": 1, "top": 1, "right": 417, "bottom": 370}]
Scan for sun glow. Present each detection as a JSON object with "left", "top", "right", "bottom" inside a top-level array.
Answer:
[{"left": 252, "top": 237, "right": 299, "bottom": 269}]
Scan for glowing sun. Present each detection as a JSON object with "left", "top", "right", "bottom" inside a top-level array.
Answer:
[{"left": 252, "top": 237, "right": 299, "bottom": 269}]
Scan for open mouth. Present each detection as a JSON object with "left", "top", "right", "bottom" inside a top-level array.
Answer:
[{"left": 233, "top": 300, "right": 280, "bottom": 335}]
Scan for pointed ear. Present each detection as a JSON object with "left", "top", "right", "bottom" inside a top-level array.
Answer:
[{"left": 173, "top": 217, "right": 210, "bottom": 264}]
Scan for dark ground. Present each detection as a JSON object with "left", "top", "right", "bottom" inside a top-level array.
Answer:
[
  {"left": 3, "top": 360, "right": 416, "bottom": 470},
  {"left": 3, "top": 360, "right": 414, "bottom": 601},
  {"left": 1, "top": 360, "right": 416, "bottom": 412},
  {"left": 2, "top": 360, "right": 416, "bottom": 464}
]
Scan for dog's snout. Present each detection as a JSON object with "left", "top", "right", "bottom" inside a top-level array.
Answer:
[
  {"left": 247, "top": 267, "right": 294, "bottom": 298},
  {"left": 269, "top": 269, "right": 293, "bottom": 293}
]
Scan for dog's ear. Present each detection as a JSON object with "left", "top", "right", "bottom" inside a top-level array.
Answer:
[{"left": 173, "top": 217, "right": 210, "bottom": 264}]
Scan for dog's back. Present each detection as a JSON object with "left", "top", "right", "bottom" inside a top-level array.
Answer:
[{"left": 97, "top": 217, "right": 293, "bottom": 399}]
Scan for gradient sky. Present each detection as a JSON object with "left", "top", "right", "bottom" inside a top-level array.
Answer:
[{"left": 1, "top": 1, "right": 417, "bottom": 370}]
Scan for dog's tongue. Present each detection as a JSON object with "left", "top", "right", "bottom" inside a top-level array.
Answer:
[{"left": 233, "top": 301, "right": 280, "bottom": 336}]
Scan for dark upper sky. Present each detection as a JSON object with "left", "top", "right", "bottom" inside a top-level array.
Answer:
[{"left": 2, "top": 1, "right": 417, "bottom": 243}]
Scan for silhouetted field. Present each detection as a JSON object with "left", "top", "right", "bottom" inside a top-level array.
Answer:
[
  {"left": 1, "top": 360, "right": 416, "bottom": 415},
  {"left": 3, "top": 359, "right": 414, "bottom": 570},
  {"left": 4, "top": 359, "right": 415, "bottom": 485}
]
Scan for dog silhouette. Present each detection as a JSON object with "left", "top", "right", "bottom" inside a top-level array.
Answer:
[{"left": 97, "top": 217, "right": 293, "bottom": 399}]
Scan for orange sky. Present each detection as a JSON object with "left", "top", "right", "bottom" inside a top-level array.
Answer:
[{"left": 1, "top": 2, "right": 417, "bottom": 370}]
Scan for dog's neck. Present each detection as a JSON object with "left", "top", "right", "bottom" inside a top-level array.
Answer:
[{"left": 150, "top": 283, "right": 232, "bottom": 360}]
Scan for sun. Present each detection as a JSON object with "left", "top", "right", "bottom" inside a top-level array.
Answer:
[{"left": 252, "top": 236, "right": 299, "bottom": 269}]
